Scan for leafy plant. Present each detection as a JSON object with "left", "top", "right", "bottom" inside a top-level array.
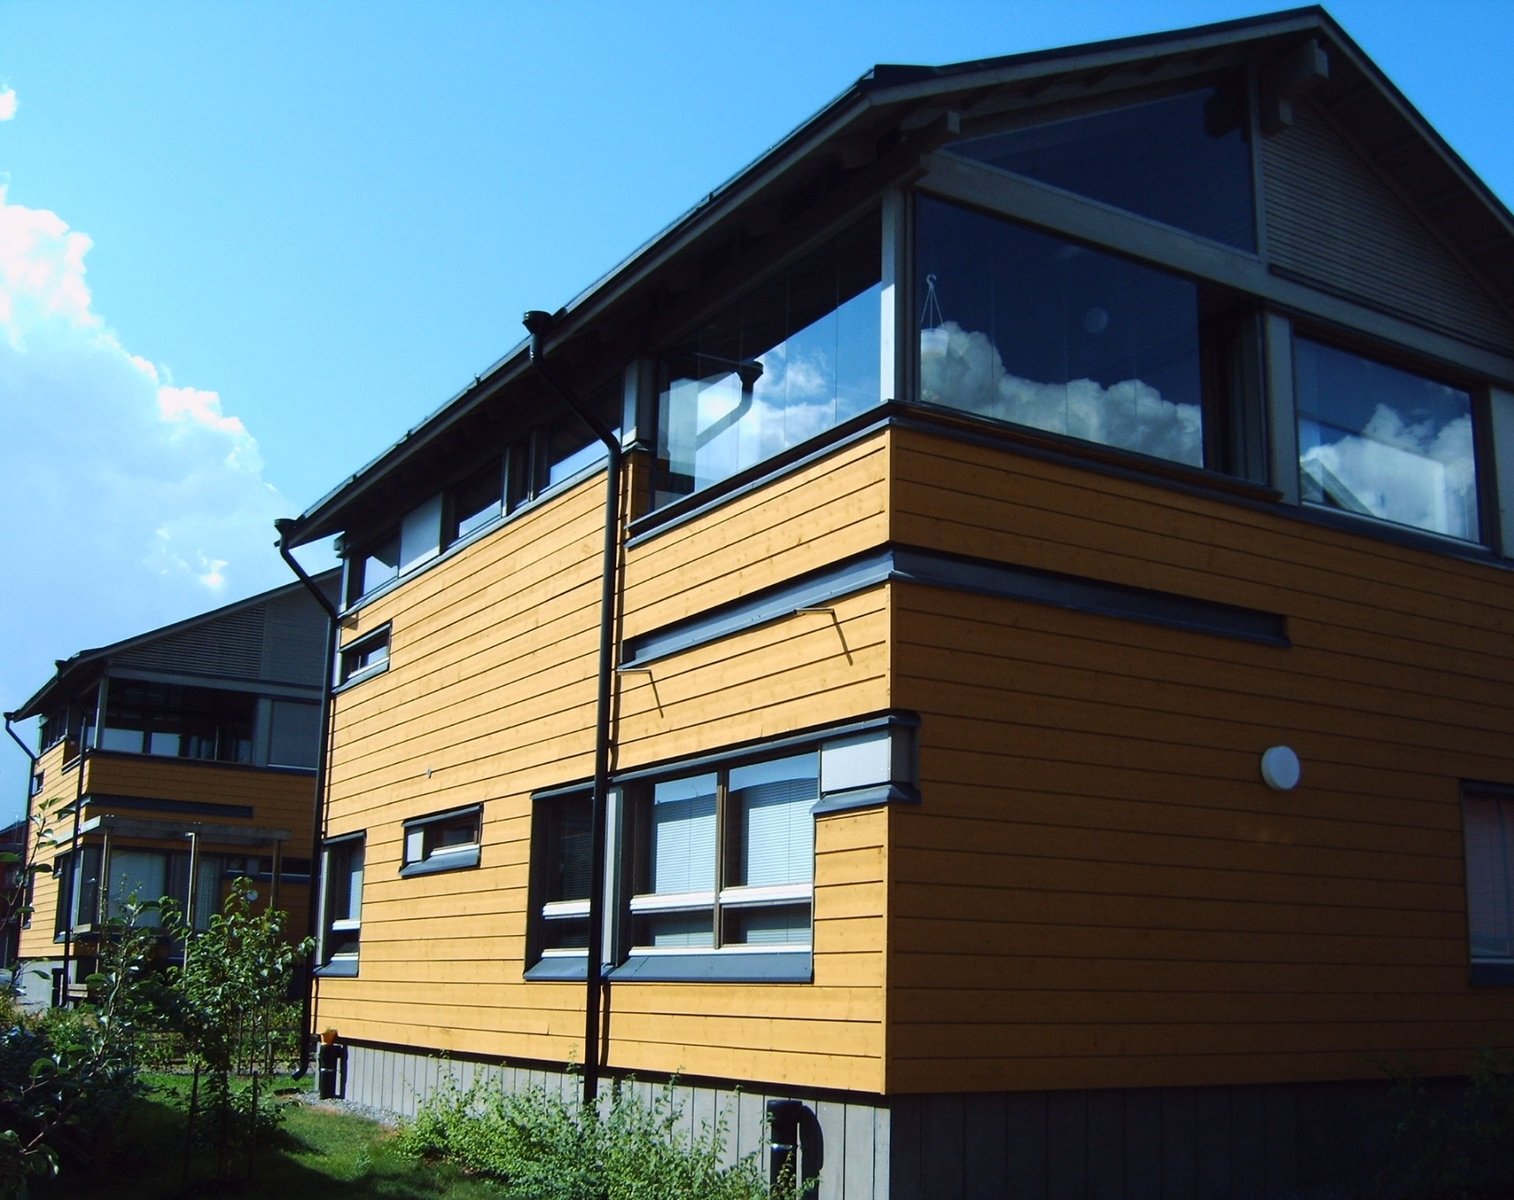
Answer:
[
  {"left": 0, "top": 901, "right": 158, "bottom": 1199},
  {"left": 399, "top": 1070, "right": 799, "bottom": 1200},
  {"left": 158, "top": 876, "right": 314, "bottom": 1180}
]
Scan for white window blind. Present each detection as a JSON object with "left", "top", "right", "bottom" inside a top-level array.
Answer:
[
  {"left": 649, "top": 773, "right": 717, "bottom": 895},
  {"left": 732, "top": 754, "right": 817, "bottom": 888}
]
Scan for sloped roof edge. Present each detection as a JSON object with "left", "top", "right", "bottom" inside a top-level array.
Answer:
[{"left": 7, "top": 569, "right": 340, "bottom": 722}]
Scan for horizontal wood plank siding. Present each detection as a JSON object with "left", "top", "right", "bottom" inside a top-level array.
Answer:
[
  {"left": 320, "top": 455, "right": 891, "bottom": 1092},
  {"left": 887, "top": 425, "right": 1514, "bottom": 1093}
]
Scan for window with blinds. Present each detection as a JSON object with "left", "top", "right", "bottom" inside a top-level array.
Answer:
[
  {"left": 630, "top": 752, "right": 819, "bottom": 952},
  {"left": 1464, "top": 788, "right": 1514, "bottom": 973}
]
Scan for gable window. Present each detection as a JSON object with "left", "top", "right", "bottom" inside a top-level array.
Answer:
[
  {"left": 946, "top": 82, "right": 1256, "bottom": 251},
  {"left": 1294, "top": 337, "right": 1480, "bottom": 542},
  {"left": 916, "top": 196, "right": 1261, "bottom": 477},
  {"left": 338, "top": 627, "right": 390, "bottom": 686},
  {"left": 400, "top": 805, "right": 482, "bottom": 877},
  {"left": 1464, "top": 785, "right": 1514, "bottom": 985},
  {"left": 655, "top": 218, "right": 882, "bottom": 508},
  {"left": 318, "top": 834, "right": 364, "bottom": 977},
  {"left": 628, "top": 751, "right": 818, "bottom": 953}
]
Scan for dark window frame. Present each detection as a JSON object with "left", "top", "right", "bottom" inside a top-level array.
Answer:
[
  {"left": 400, "top": 805, "right": 483, "bottom": 877},
  {"left": 317, "top": 833, "right": 365, "bottom": 978},
  {"left": 337, "top": 626, "right": 391, "bottom": 688},
  {"left": 1463, "top": 782, "right": 1514, "bottom": 986},
  {"left": 1292, "top": 329, "right": 1487, "bottom": 546}
]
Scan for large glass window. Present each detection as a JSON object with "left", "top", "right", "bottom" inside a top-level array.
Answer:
[
  {"left": 99, "top": 682, "right": 255, "bottom": 763},
  {"left": 947, "top": 84, "right": 1256, "bottom": 251},
  {"left": 1295, "top": 338, "right": 1480, "bottom": 542},
  {"left": 916, "top": 197, "right": 1257, "bottom": 473},
  {"left": 629, "top": 752, "right": 819, "bottom": 951},
  {"left": 656, "top": 220, "right": 882, "bottom": 507}
]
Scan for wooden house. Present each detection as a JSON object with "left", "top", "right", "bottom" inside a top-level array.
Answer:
[
  {"left": 276, "top": 10, "right": 1514, "bottom": 1197},
  {"left": 8, "top": 574, "right": 335, "bottom": 1009}
]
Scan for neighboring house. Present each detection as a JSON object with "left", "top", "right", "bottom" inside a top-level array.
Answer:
[
  {"left": 0, "top": 818, "right": 26, "bottom": 971},
  {"left": 276, "top": 10, "right": 1514, "bottom": 1198},
  {"left": 8, "top": 574, "right": 335, "bottom": 1010}
]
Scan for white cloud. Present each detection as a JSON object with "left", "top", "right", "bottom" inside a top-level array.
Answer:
[
  {"left": 1301, "top": 403, "right": 1477, "bottom": 539},
  {"left": 921, "top": 321, "right": 1203, "bottom": 466},
  {"left": 0, "top": 184, "right": 294, "bottom": 722},
  {"left": 0, "top": 88, "right": 16, "bottom": 121}
]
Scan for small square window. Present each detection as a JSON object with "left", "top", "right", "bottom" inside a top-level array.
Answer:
[
  {"left": 338, "top": 627, "right": 390, "bottom": 686},
  {"left": 400, "top": 806, "right": 482, "bottom": 877}
]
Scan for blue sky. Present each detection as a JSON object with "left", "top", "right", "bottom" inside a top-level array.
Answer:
[{"left": 2, "top": 0, "right": 1512, "bottom": 817}]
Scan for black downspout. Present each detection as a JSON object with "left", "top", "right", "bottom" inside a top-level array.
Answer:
[
  {"left": 3, "top": 713, "right": 39, "bottom": 981},
  {"left": 273, "top": 522, "right": 341, "bottom": 1080},
  {"left": 523, "top": 309, "right": 623, "bottom": 1108}
]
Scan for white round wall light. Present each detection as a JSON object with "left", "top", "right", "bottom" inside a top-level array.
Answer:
[{"left": 1260, "top": 745, "right": 1301, "bottom": 791}]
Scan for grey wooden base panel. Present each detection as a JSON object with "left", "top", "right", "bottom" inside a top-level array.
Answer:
[{"left": 339, "top": 1045, "right": 1481, "bottom": 1200}]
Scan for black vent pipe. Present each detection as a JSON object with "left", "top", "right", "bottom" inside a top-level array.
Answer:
[{"left": 523, "top": 309, "right": 623, "bottom": 1108}]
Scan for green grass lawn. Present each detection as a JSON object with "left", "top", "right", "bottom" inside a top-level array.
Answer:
[{"left": 33, "top": 1073, "right": 507, "bottom": 1200}]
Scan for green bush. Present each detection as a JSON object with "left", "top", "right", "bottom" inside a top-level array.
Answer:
[{"left": 399, "top": 1072, "right": 796, "bottom": 1200}]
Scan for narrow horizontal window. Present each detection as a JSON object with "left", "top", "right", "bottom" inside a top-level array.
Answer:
[
  {"left": 400, "top": 806, "right": 482, "bottom": 877},
  {"left": 338, "top": 627, "right": 390, "bottom": 686}
]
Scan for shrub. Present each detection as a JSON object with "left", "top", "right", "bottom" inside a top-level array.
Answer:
[{"left": 399, "top": 1072, "right": 794, "bottom": 1200}]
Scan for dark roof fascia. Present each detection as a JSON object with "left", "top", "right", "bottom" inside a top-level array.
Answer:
[
  {"left": 856, "top": 6, "right": 1328, "bottom": 103},
  {"left": 8, "top": 569, "right": 340, "bottom": 722}
]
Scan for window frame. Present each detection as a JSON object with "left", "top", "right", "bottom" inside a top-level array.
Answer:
[
  {"left": 1463, "top": 783, "right": 1514, "bottom": 986},
  {"left": 1291, "top": 330, "right": 1487, "bottom": 546},
  {"left": 337, "top": 626, "right": 391, "bottom": 689},
  {"left": 317, "top": 833, "right": 365, "bottom": 978},
  {"left": 399, "top": 805, "right": 483, "bottom": 877},
  {"left": 525, "top": 715, "right": 919, "bottom": 983}
]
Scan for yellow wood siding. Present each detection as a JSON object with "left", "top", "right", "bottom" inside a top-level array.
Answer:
[
  {"left": 886, "top": 426, "right": 1514, "bottom": 1093},
  {"left": 319, "top": 452, "right": 891, "bottom": 1091}
]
